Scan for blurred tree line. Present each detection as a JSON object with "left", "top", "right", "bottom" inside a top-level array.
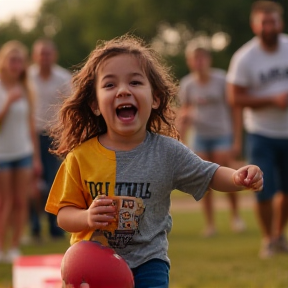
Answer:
[{"left": 0, "top": 0, "right": 287, "bottom": 79}]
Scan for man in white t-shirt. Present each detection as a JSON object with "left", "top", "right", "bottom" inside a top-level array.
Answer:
[
  {"left": 28, "top": 38, "right": 72, "bottom": 240},
  {"left": 227, "top": 1, "right": 288, "bottom": 259}
]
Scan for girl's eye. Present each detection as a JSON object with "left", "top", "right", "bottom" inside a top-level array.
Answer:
[
  {"left": 104, "top": 83, "right": 114, "bottom": 88},
  {"left": 130, "top": 81, "right": 141, "bottom": 86}
]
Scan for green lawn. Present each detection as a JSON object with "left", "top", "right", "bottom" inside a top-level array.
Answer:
[
  {"left": 169, "top": 209, "right": 288, "bottom": 288},
  {"left": 1, "top": 195, "right": 287, "bottom": 288}
]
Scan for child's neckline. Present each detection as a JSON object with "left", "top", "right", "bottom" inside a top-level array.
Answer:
[{"left": 97, "top": 131, "right": 150, "bottom": 152}]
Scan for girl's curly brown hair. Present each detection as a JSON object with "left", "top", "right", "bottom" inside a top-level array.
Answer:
[{"left": 50, "top": 34, "right": 179, "bottom": 158}]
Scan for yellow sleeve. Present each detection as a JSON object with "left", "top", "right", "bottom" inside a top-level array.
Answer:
[{"left": 45, "top": 152, "right": 91, "bottom": 215}]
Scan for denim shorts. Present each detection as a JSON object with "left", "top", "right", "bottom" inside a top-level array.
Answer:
[
  {"left": 246, "top": 133, "right": 288, "bottom": 201},
  {"left": 193, "top": 134, "right": 232, "bottom": 153},
  {"left": 0, "top": 155, "right": 33, "bottom": 170},
  {"left": 132, "top": 258, "right": 170, "bottom": 288}
]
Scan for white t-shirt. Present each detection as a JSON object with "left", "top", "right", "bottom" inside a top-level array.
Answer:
[
  {"left": 0, "top": 83, "right": 33, "bottom": 161},
  {"left": 179, "top": 68, "right": 232, "bottom": 138},
  {"left": 226, "top": 34, "right": 288, "bottom": 138},
  {"left": 28, "top": 64, "right": 72, "bottom": 133}
]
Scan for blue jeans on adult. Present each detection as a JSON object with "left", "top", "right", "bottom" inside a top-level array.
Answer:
[
  {"left": 246, "top": 133, "right": 288, "bottom": 201},
  {"left": 30, "top": 134, "right": 64, "bottom": 238}
]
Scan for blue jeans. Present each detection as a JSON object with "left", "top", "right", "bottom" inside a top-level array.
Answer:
[
  {"left": 0, "top": 154, "right": 33, "bottom": 169},
  {"left": 193, "top": 134, "right": 232, "bottom": 153},
  {"left": 30, "top": 134, "right": 64, "bottom": 237},
  {"left": 246, "top": 133, "right": 288, "bottom": 202},
  {"left": 132, "top": 259, "right": 170, "bottom": 288}
]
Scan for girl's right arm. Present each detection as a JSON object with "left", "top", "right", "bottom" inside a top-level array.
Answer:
[
  {"left": 57, "top": 196, "right": 117, "bottom": 233},
  {"left": 209, "top": 165, "right": 263, "bottom": 193}
]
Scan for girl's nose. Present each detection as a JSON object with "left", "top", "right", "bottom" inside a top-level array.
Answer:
[{"left": 116, "top": 86, "right": 132, "bottom": 98}]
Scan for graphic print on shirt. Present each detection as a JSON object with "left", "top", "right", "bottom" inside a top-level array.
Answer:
[
  {"left": 85, "top": 181, "right": 152, "bottom": 199},
  {"left": 260, "top": 66, "right": 288, "bottom": 84},
  {"left": 87, "top": 181, "right": 146, "bottom": 249}
]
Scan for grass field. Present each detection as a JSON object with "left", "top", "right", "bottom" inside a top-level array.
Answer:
[
  {"left": 169, "top": 209, "right": 288, "bottom": 288},
  {"left": 0, "top": 193, "right": 287, "bottom": 288}
]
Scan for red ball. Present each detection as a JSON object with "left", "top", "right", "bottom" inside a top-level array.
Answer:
[{"left": 61, "top": 240, "right": 134, "bottom": 288}]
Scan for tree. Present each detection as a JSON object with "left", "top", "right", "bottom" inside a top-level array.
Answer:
[{"left": 0, "top": 0, "right": 287, "bottom": 79}]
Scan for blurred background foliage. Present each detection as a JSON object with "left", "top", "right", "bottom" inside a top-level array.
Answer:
[{"left": 0, "top": 0, "right": 287, "bottom": 79}]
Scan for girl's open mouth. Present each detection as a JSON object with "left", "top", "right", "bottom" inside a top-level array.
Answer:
[{"left": 116, "top": 104, "right": 138, "bottom": 120}]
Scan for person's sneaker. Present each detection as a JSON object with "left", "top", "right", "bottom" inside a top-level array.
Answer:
[
  {"left": 273, "top": 235, "right": 288, "bottom": 253},
  {"left": 259, "top": 240, "right": 274, "bottom": 259},
  {"left": 5, "top": 248, "right": 21, "bottom": 263},
  {"left": 202, "top": 227, "right": 217, "bottom": 238},
  {"left": 20, "top": 235, "right": 32, "bottom": 245},
  {"left": 231, "top": 218, "right": 246, "bottom": 233}
]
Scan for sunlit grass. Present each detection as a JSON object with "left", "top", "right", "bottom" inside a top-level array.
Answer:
[{"left": 169, "top": 208, "right": 288, "bottom": 288}]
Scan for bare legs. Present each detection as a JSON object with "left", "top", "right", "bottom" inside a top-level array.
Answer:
[
  {"left": 0, "top": 167, "right": 32, "bottom": 261},
  {"left": 255, "top": 200, "right": 273, "bottom": 242},
  {"left": 201, "top": 190, "right": 215, "bottom": 236},
  {"left": 273, "top": 192, "right": 288, "bottom": 239},
  {"left": 198, "top": 150, "right": 245, "bottom": 236},
  {"left": 256, "top": 192, "right": 288, "bottom": 258},
  {"left": 11, "top": 168, "right": 32, "bottom": 247},
  {"left": 0, "top": 170, "right": 13, "bottom": 252}
]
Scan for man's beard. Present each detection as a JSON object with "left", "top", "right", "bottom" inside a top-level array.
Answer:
[{"left": 261, "top": 32, "right": 278, "bottom": 48}]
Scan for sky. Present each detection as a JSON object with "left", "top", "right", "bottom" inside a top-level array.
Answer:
[{"left": 0, "top": 0, "right": 42, "bottom": 25}]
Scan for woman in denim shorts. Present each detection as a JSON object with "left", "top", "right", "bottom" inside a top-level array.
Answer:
[
  {"left": 0, "top": 41, "right": 41, "bottom": 263},
  {"left": 178, "top": 46, "right": 246, "bottom": 237}
]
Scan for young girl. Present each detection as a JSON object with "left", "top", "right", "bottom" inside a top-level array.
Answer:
[
  {"left": 45, "top": 34, "right": 263, "bottom": 288},
  {"left": 0, "top": 41, "right": 41, "bottom": 262}
]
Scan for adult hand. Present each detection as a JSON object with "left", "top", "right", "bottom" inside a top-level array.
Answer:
[{"left": 273, "top": 92, "right": 288, "bottom": 109}]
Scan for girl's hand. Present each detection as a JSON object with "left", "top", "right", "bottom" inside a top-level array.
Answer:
[
  {"left": 64, "top": 283, "right": 90, "bottom": 288},
  {"left": 87, "top": 195, "right": 117, "bottom": 230},
  {"left": 64, "top": 282, "right": 90, "bottom": 288},
  {"left": 232, "top": 165, "right": 263, "bottom": 191}
]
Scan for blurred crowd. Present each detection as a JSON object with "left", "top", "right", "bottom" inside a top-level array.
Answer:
[
  {"left": 0, "top": 0, "right": 287, "bottom": 264},
  {"left": 0, "top": 38, "right": 71, "bottom": 263}
]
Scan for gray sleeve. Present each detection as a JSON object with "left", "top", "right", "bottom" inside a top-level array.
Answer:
[{"left": 172, "top": 143, "right": 219, "bottom": 201}]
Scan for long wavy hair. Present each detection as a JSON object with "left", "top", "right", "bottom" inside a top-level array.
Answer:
[
  {"left": 0, "top": 40, "right": 34, "bottom": 111},
  {"left": 50, "top": 34, "right": 179, "bottom": 158}
]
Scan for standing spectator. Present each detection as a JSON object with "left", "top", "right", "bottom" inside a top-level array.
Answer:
[
  {"left": 28, "top": 38, "right": 72, "bottom": 240},
  {"left": 177, "top": 45, "right": 246, "bottom": 237},
  {"left": 227, "top": 1, "right": 288, "bottom": 258},
  {"left": 0, "top": 40, "right": 41, "bottom": 262}
]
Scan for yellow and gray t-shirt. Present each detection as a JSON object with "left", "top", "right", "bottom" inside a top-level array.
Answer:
[{"left": 45, "top": 132, "right": 219, "bottom": 268}]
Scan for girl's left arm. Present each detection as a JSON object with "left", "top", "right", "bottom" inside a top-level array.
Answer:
[{"left": 209, "top": 165, "right": 263, "bottom": 192}]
